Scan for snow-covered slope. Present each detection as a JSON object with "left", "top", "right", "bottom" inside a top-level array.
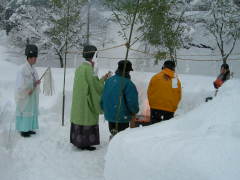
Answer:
[{"left": 104, "top": 79, "right": 240, "bottom": 180}]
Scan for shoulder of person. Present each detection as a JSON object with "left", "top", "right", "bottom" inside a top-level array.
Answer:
[
  {"left": 77, "top": 62, "right": 92, "bottom": 72},
  {"left": 20, "top": 63, "right": 31, "bottom": 75},
  {"left": 20, "top": 63, "right": 27, "bottom": 70},
  {"left": 152, "top": 72, "right": 162, "bottom": 80},
  {"left": 106, "top": 74, "right": 116, "bottom": 81},
  {"left": 126, "top": 79, "right": 136, "bottom": 88},
  {"left": 106, "top": 74, "right": 121, "bottom": 84}
]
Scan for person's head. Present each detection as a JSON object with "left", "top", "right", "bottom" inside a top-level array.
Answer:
[
  {"left": 83, "top": 45, "right": 97, "bottom": 61},
  {"left": 162, "top": 60, "right": 176, "bottom": 71},
  {"left": 25, "top": 44, "right": 38, "bottom": 65},
  {"left": 117, "top": 60, "right": 133, "bottom": 73},
  {"left": 220, "top": 63, "right": 230, "bottom": 74},
  {"left": 27, "top": 57, "right": 37, "bottom": 65}
]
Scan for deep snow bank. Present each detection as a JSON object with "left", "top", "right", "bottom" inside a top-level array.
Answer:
[{"left": 104, "top": 79, "right": 240, "bottom": 180}]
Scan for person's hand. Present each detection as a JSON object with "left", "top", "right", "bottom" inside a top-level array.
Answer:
[
  {"left": 27, "top": 89, "right": 33, "bottom": 95},
  {"left": 130, "top": 115, "right": 136, "bottom": 128},
  {"left": 101, "top": 71, "right": 112, "bottom": 81},
  {"left": 34, "top": 80, "right": 41, "bottom": 87},
  {"left": 90, "top": 61, "right": 95, "bottom": 67}
]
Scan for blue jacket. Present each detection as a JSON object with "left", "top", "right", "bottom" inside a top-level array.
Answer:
[{"left": 101, "top": 74, "right": 139, "bottom": 123}]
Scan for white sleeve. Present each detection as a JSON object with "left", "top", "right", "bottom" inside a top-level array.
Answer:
[
  {"left": 15, "top": 68, "right": 26, "bottom": 92},
  {"left": 15, "top": 67, "right": 31, "bottom": 102}
]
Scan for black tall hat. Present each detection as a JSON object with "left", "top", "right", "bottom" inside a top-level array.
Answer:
[
  {"left": 117, "top": 60, "right": 133, "bottom": 72},
  {"left": 25, "top": 44, "right": 38, "bottom": 58},
  {"left": 83, "top": 45, "right": 97, "bottom": 60}
]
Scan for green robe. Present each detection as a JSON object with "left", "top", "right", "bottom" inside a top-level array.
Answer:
[{"left": 70, "top": 62, "right": 104, "bottom": 126}]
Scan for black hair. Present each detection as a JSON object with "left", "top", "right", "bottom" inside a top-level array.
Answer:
[
  {"left": 163, "top": 60, "right": 175, "bottom": 71},
  {"left": 117, "top": 60, "right": 133, "bottom": 72},
  {"left": 83, "top": 45, "right": 97, "bottom": 61},
  {"left": 221, "top": 63, "right": 229, "bottom": 70}
]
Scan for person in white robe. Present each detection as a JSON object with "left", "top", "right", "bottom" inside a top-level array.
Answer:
[{"left": 15, "top": 44, "right": 41, "bottom": 137}]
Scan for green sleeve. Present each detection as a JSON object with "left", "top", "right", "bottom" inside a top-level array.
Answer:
[{"left": 85, "top": 66, "right": 104, "bottom": 114}]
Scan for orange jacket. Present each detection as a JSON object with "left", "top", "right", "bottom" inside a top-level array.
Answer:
[
  {"left": 147, "top": 68, "right": 182, "bottom": 112},
  {"left": 213, "top": 79, "right": 224, "bottom": 89}
]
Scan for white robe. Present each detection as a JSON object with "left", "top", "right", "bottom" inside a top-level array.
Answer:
[{"left": 15, "top": 61, "right": 40, "bottom": 132}]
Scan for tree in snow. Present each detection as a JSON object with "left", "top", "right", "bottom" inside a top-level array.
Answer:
[
  {"left": 138, "top": 0, "right": 190, "bottom": 63},
  {"left": 5, "top": 0, "right": 86, "bottom": 67},
  {"left": 46, "top": 0, "right": 86, "bottom": 67},
  {"left": 104, "top": 0, "right": 142, "bottom": 60},
  {"left": 203, "top": 0, "right": 240, "bottom": 64},
  {"left": 0, "top": 0, "right": 15, "bottom": 34},
  {"left": 0, "top": 3, "right": 5, "bottom": 29},
  {"left": 81, "top": 2, "right": 113, "bottom": 48},
  {"left": 105, "top": 0, "right": 191, "bottom": 63},
  {"left": 233, "top": 0, "right": 240, "bottom": 7},
  {"left": 7, "top": 3, "right": 51, "bottom": 46}
]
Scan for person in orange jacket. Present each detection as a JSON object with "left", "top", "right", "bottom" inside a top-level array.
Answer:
[
  {"left": 147, "top": 60, "right": 182, "bottom": 124},
  {"left": 213, "top": 63, "right": 230, "bottom": 89}
]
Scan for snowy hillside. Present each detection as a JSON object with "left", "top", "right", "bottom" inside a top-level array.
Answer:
[{"left": 104, "top": 80, "right": 240, "bottom": 180}]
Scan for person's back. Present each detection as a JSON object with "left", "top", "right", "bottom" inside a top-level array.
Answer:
[
  {"left": 147, "top": 60, "right": 181, "bottom": 124},
  {"left": 101, "top": 60, "right": 139, "bottom": 138},
  {"left": 71, "top": 61, "right": 101, "bottom": 126},
  {"left": 148, "top": 69, "right": 181, "bottom": 113},
  {"left": 213, "top": 63, "right": 230, "bottom": 89},
  {"left": 70, "top": 45, "right": 110, "bottom": 151},
  {"left": 101, "top": 74, "right": 139, "bottom": 123}
]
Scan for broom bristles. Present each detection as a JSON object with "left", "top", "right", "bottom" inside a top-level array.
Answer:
[{"left": 43, "top": 67, "right": 55, "bottom": 96}]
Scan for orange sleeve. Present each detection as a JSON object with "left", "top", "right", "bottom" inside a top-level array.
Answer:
[{"left": 213, "top": 79, "right": 223, "bottom": 89}]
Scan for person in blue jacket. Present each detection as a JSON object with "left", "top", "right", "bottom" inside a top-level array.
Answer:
[{"left": 101, "top": 60, "right": 139, "bottom": 138}]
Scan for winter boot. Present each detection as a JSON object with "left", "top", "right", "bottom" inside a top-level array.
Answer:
[
  {"left": 80, "top": 146, "right": 96, "bottom": 151},
  {"left": 28, "top": 131, "right": 36, "bottom": 135},
  {"left": 20, "top": 132, "right": 31, "bottom": 137}
]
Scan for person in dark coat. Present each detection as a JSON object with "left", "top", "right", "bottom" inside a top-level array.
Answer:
[
  {"left": 213, "top": 63, "right": 230, "bottom": 89},
  {"left": 101, "top": 60, "right": 139, "bottom": 139}
]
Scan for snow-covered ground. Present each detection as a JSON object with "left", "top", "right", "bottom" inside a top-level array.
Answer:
[
  {"left": 1, "top": 31, "right": 240, "bottom": 180},
  {"left": 0, "top": 33, "right": 110, "bottom": 180},
  {"left": 105, "top": 79, "right": 240, "bottom": 180}
]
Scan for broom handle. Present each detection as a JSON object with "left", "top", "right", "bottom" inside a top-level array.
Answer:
[
  {"left": 214, "top": 89, "right": 218, "bottom": 97},
  {"left": 30, "top": 67, "right": 49, "bottom": 94},
  {"left": 39, "top": 67, "right": 50, "bottom": 81}
]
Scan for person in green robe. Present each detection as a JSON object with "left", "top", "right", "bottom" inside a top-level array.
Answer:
[{"left": 70, "top": 45, "right": 110, "bottom": 151}]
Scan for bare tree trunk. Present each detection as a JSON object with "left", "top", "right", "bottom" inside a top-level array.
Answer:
[
  {"left": 223, "top": 38, "right": 237, "bottom": 64},
  {"left": 222, "top": 56, "right": 227, "bottom": 64},
  {"left": 220, "top": 49, "right": 226, "bottom": 64},
  {"left": 56, "top": 50, "right": 64, "bottom": 68},
  {"left": 59, "top": 55, "right": 64, "bottom": 68},
  {"left": 168, "top": 47, "right": 176, "bottom": 62},
  {"left": 86, "top": 0, "right": 91, "bottom": 45}
]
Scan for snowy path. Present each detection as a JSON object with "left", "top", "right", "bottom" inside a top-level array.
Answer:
[
  {"left": 5, "top": 117, "right": 109, "bottom": 180},
  {"left": 0, "top": 71, "right": 110, "bottom": 180},
  {"left": 0, "top": 32, "right": 111, "bottom": 180}
]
